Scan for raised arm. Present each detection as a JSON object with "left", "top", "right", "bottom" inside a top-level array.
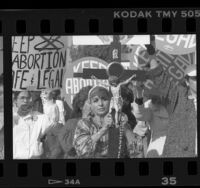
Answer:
[{"left": 131, "top": 81, "right": 153, "bottom": 122}]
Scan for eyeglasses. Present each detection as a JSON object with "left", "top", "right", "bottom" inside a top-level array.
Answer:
[{"left": 188, "top": 76, "right": 196, "bottom": 81}]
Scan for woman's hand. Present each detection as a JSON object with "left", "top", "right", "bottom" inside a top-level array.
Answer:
[{"left": 102, "top": 113, "right": 113, "bottom": 130}]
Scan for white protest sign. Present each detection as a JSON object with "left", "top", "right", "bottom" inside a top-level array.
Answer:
[
  {"left": 72, "top": 36, "right": 113, "bottom": 45},
  {"left": 12, "top": 36, "right": 68, "bottom": 91},
  {"left": 155, "top": 35, "right": 196, "bottom": 55},
  {"left": 63, "top": 57, "right": 109, "bottom": 108}
]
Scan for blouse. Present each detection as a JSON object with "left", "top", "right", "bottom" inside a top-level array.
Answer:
[
  {"left": 73, "top": 113, "right": 137, "bottom": 158},
  {"left": 73, "top": 118, "right": 109, "bottom": 158},
  {"left": 13, "top": 112, "right": 51, "bottom": 159}
]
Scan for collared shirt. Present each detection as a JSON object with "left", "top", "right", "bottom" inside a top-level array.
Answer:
[
  {"left": 43, "top": 102, "right": 59, "bottom": 126},
  {"left": 13, "top": 112, "right": 51, "bottom": 159},
  {"left": 56, "top": 100, "right": 65, "bottom": 125}
]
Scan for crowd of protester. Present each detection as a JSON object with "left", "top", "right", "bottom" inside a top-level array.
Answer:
[{"left": 12, "top": 57, "right": 197, "bottom": 159}]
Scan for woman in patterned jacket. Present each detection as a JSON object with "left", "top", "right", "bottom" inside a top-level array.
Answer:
[{"left": 73, "top": 85, "right": 139, "bottom": 158}]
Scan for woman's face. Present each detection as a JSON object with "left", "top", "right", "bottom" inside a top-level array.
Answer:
[
  {"left": 16, "top": 91, "right": 31, "bottom": 108},
  {"left": 90, "top": 95, "right": 110, "bottom": 117}
]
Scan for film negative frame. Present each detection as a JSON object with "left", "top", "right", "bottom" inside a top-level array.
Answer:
[{"left": 0, "top": 8, "right": 199, "bottom": 187}]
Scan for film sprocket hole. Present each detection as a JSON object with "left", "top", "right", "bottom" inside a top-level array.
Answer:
[{"left": 0, "top": 8, "right": 199, "bottom": 187}]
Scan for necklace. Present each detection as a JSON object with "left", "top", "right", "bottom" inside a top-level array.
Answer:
[{"left": 117, "top": 113, "right": 125, "bottom": 158}]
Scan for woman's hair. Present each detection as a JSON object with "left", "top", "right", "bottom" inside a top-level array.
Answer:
[
  {"left": 121, "top": 84, "right": 134, "bottom": 104},
  {"left": 51, "top": 89, "right": 61, "bottom": 99},
  {"left": 88, "top": 86, "right": 111, "bottom": 101},
  {"left": 70, "top": 86, "right": 92, "bottom": 119},
  {"left": 47, "top": 90, "right": 57, "bottom": 101},
  {"left": 121, "top": 84, "right": 137, "bottom": 130}
]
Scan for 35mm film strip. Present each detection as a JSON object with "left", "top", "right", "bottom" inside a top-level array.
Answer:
[{"left": 0, "top": 8, "right": 199, "bottom": 187}]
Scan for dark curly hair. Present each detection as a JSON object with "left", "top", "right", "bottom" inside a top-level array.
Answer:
[
  {"left": 47, "top": 90, "right": 57, "bottom": 101},
  {"left": 70, "top": 85, "right": 92, "bottom": 119},
  {"left": 51, "top": 89, "right": 61, "bottom": 99}
]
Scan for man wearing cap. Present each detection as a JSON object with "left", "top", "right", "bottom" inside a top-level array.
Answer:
[{"left": 148, "top": 60, "right": 197, "bottom": 157}]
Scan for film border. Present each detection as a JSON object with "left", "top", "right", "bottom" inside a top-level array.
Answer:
[{"left": 0, "top": 8, "right": 199, "bottom": 187}]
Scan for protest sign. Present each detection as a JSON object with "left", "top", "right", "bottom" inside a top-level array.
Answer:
[
  {"left": 121, "top": 35, "right": 196, "bottom": 96},
  {"left": 155, "top": 35, "right": 196, "bottom": 55},
  {"left": 73, "top": 36, "right": 113, "bottom": 45},
  {"left": 12, "top": 36, "right": 68, "bottom": 91},
  {"left": 63, "top": 57, "right": 109, "bottom": 107}
]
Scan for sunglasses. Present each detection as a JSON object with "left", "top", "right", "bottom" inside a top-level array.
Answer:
[{"left": 188, "top": 76, "right": 196, "bottom": 81}]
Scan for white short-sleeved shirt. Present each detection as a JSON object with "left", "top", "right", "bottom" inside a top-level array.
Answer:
[
  {"left": 43, "top": 102, "right": 60, "bottom": 126},
  {"left": 56, "top": 100, "right": 65, "bottom": 125},
  {"left": 13, "top": 112, "right": 50, "bottom": 159}
]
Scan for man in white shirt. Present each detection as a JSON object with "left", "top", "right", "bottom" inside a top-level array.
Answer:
[{"left": 13, "top": 103, "right": 51, "bottom": 159}]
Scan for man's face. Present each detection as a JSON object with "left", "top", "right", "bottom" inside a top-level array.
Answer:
[
  {"left": 0, "top": 85, "right": 3, "bottom": 113},
  {"left": 16, "top": 91, "right": 31, "bottom": 108}
]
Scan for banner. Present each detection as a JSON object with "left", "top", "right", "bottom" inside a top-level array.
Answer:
[
  {"left": 121, "top": 35, "right": 196, "bottom": 96},
  {"left": 123, "top": 45, "right": 195, "bottom": 83},
  {"left": 155, "top": 35, "right": 196, "bottom": 55},
  {"left": 63, "top": 57, "right": 109, "bottom": 107},
  {"left": 98, "top": 35, "right": 150, "bottom": 45},
  {"left": 138, "top": 49, "right": 195, "bottom": 83},
  {"left": 12, "top": 36, "right": 68, "bottom": 91}
]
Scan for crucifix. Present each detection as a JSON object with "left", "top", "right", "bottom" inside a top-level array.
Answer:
[
  {"left": 76, "top": 36, "right": 147, "bottom": 125},
  {"left": 73, "top": 35, "right": 161, "bottom": 158}
]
